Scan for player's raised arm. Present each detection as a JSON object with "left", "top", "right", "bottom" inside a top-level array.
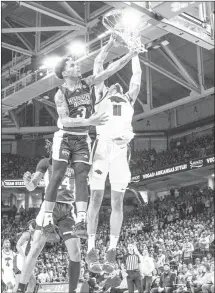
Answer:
[
  {"left": 55, "top": 89, "right": 109, "bottom": 127},
  {"left": 86, "top": 50, "right": 137, "bottom": 87},
  {"left": 23, "top": 158, "right": 49, "bottom": 191},
  {"left": 128, "top": 54, "right": 142, "bottom": 106},
  {"left": 16, "top": 232, "right": 30, "bottom": 258},
  {"left": 93, "top": 36, "right": 115, "bottom": 77},
  {"left": 93, "top": 36, "right": 115, "bottom": 102}
]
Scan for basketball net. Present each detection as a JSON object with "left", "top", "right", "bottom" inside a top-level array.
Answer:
[{"left": 103, "top": 9, "right": 148, "bottom": 53}]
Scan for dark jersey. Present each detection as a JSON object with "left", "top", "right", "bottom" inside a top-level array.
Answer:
[
  {"left": 36, "top": 158, "right": 75, "bottom": 203},
  {"left": 57, "top": 79, "right": 93, "bottom": 133}
]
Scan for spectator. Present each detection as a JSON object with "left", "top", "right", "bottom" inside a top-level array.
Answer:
[
  {"left": 140, "top": 247, "right": 155, "bottom": 293},
  {"left": 182, "top": 237, "right": 194, "bottom": 265},
  {"left": 150, "top": 263, "right": 176, "bottom": 293}
]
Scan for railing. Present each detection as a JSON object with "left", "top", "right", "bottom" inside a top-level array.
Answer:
[
  {"left": 1, "top": 69, "right": 48, "bottom": 99},
  {"left": 1, "top": 33, "right": 110, "bottom": 100},
  {"left": 2, "top": 54, "right": 28, "bottom": 72}
]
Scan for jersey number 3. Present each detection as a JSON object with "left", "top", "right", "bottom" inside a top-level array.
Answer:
[
  {"left": 76, "top": 106, "right": 86, "bottom": 118},
  {"left": 59, "top": 177, "right": 71, "bottom": 190}
]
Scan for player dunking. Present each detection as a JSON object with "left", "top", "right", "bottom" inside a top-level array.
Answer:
[
  {"left": 87, "top": 41, "right": 142, "bottom": 273},
  {"left": 42, "top": 36, "right": 137, "bottom": 239},
  {"left": 16, "top": 141, "right": 81, "bottom": 293},
  {"left": 13, "top": 220, "right": 36, "bottom": 293}
]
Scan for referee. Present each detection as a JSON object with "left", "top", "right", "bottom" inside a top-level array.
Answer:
[{"left": 123, "top": 244, "right": 143, "bottom": 293}]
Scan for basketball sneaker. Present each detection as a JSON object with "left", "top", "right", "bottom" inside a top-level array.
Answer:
[
  {"left": 102, "top": 249, "right": 116, "bottom": 273},
  {"left": 87, "top": 248, "right": 102, "bottom": 273},
  {"left": 74, "top": 219, "right": 88, "bottom": 239}
]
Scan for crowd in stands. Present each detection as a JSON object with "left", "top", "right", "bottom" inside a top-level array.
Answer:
[
  {"left": 1, "top": 154, "right": 41, "bottom": 179},
  {"left": 1, "top": 185, "right": 214, "bottom": 293},
  {"left": 130, "top": 132, "right": 214, "bottom": 175},
  {"left": 1, "top": 131, "right": 214, "bottom": 180}
]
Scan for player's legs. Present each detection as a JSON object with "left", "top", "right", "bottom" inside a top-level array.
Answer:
[
  {"left": 26, "top": 274, "right": 36, "bottom": 293},
  {"left": 72, "top": 135, "right": 92, "bottom": 238},
  {"left": 103, "top": 144, "right": 130, "bottom": 273},
  {"left": 87, "top": 139, "right": 108, "bottom": 272},
  {"left": 65, "top": 238, "right": 81, "bottom": 293},
  {"left": 57, "top": 207, "right": 81, "bottom": 293},
  {"left": 16, "top": 230, "right": 47, "bottom": 293},
  {"left": 43, "top": 131, "right": 70, "bottom": 231},
  {"left": 73, "top": 161, "right": 90, "bottom": 238}
]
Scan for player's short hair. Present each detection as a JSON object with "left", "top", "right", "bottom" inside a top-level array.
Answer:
[{"left": 54, "top": 57, "right": 70, "bottom": 80}]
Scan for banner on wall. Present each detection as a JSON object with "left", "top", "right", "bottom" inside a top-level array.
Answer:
[
  {"left": 37, "top": 282, "right": 82, "bottom": 293},
  {"left": 37, "top": 282, "right": 69, "bottom": 293},
  {"left": 2, "top": 179, "right": 45, "bottom": 188},
  {"left": 2, "top": 156, "right": 214, "bottom": 187},
  {"left": 131, "top": 155, "right": 214, "bottom": 183}
]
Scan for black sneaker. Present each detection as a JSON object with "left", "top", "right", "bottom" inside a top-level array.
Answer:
[
  {"left": 74, "top": 219, "right": 88, "bottom": 239},
  {"left": 102, "top": 249, "right": 116, "bottom": 273},
  {"left": 87, "top": 248, "right": 102, "bottom": 273}
]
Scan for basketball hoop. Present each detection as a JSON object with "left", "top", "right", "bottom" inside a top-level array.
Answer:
[{"left": 102, "top": 9, "right": 148, "bottom": 53}]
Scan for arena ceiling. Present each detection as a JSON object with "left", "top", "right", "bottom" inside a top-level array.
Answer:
[{"left": 1, "top": 1, "right": 215, "bottom": 132}]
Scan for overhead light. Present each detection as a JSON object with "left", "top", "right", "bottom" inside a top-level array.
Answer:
[
  {"left": 42, "top": 56, "right": 62, "bottom": 69},
  {"left": 121, "top": 9, "right": 142, "bottom": 29},
  {"left": 153, "top": 45, "right": 160, "bottom": 49},
  {"left": 212, "top": 174, "right": 214, "bottom": 177},
  {"left": 161, "top": 40, "right": 169, "bottom": 46},
  {"left": 68, "top": 41, "right": 86, "bottom": 56}
]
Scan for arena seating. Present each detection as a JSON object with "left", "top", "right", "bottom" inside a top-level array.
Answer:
[
  {"left": 2, "top": 185, "right": 214, "bottom": 292},
  {"left": 130, "top": 132, "right": 214, "bottom": 175},
  {"left": 1, "top": 132, "right": 214, "bottom": 179}
]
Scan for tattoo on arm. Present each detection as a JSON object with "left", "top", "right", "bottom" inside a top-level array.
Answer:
[
  {"left": 55, "top": 89, "right": 88, "bottom": 127},
  {"left": 55, "top": 90, "right": 70, "bottom": 119}
]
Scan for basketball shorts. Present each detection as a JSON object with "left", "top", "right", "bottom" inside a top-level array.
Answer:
[
  {"left": 36, "top": 201, "right": 77, "bottom": 241},
  {"left": 2, "top": 269, "right": 15, "bottom": 286},
  {"left": 89, "top": 139, "right": 131, "bottom": 192},
  {"left": 52, "top": 130, "right": 91, "bottom": 164}
]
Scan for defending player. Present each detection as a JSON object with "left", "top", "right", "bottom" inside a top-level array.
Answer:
[
  {"left": 87, "top": 39, "right": 142, "bottom": 273},
  {"left": 42, "top": 35, "right": 137, "bottom": 239},
  {"left": 16, "top": 141, "right": 81, "bottom": 293},
  {"left": 13, "top": 220, "right": 36, "bottom": 293},
  {"left": 2, "top": 239, "right": 16, "bottom": 291}
]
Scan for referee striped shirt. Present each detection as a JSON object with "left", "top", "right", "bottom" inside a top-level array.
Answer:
[{"left": 124, "top": 253, "right": 140, "bottom": 271}]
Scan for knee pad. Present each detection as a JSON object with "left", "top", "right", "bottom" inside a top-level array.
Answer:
[{"left": 111, "top": 182, "right": 128, "bottom": 192}]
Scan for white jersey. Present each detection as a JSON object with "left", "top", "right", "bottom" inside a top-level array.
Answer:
[
  {"left": 95, "top": 88, "right": 134, "bottom": 141},
  {"left": 2, "top": 250, "right": 15, "bottom": 272}
]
